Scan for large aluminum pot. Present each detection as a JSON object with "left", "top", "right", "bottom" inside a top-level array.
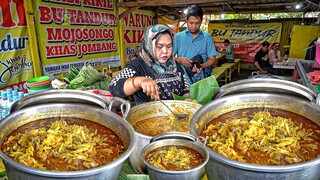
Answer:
[
  {"left": 0, "top": 103, "right": 136, "bottom": 180},
  {"left": 126, "top": 100, "right": 202, "bottom": 173},
  {"left": 190, "top": 93, "right": 320, "bottom": 180}
]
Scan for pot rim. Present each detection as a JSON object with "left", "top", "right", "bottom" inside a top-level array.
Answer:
[
  {"left": 129, "top": 100, "right": 202, "bottom": 139},
  {"left": 191, "top": 92, "right": 320, "bottom": 172},
  {"left": 141, "top": 139, "right": 209, "bottom": 174},
  {"left": 130, "top": 100, "right": 202, "bottom": 111},
  {"left": 0, "top": 103, "right": 136, "bottom": 178}
]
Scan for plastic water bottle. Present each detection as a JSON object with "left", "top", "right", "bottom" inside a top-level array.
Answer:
[
  {"left": 18, "top": 91, "right": 24, "bottom": 99},
  {"left": 6, "top": 88, "right": 12, "bottom": 96},
  {"left": 7, "top": 94, "right": 18, "bottom": 114},
  {"left": 6, "top": 94, "right": 13, "bottom": 116},
  {"left": 13, "top": 89, "right": 18, "bottom": 98},
  {"left": 1, "top": 92, "right": 8, "bottom": 118}
]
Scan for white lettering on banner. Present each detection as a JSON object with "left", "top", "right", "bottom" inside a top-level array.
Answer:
[
  {"left": 0, "top": 34, "right": 29, "bottom": 53},
  {"left": 43, "top": 56, "right": 120, "bottom": 78},
  {"left": 0, "top": 55, "right": 33, "bottom": 84}
]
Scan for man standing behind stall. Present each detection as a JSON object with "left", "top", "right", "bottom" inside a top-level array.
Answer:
[{"left": 173, "top": 5, "right": 217, "bottom": 84}]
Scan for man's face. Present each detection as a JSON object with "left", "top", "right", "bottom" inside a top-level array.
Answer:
[
  {"left": 187, "top": 16, "right": 202, "bottom": 34},
  {"left": 262, "top": 45, "right": 269, "bottom": 52}
]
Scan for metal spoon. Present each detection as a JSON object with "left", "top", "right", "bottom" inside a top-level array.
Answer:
[{"left": 157, "top": 99, "right": 189, "bottom": 120}]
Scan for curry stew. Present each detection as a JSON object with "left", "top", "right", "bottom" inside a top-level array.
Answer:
[
  {"left": 1, "top": 118, "right": 125, "bottom": 171},
  {"left": 145, "top": 145, "right": 204, "bottom": 171},
  {"left": 133, "top": 116, "right": 191, "bottom": 136},
  {"left": 200, "top": 108, "right": 320, "bottom": 165}
]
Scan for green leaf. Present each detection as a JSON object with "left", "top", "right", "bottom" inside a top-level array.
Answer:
[
  {"left": 188, "top": 76, "right": 219, "bottom": 104},
  {"left": 70, "top": 76, "right": 87, "bottom": 89},
  {"left": 172, "top": 93, "right": 186, "bottom": 100}
]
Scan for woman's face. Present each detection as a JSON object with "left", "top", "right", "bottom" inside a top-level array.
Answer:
[{"left": 154, "top": 33, "right": 173, "bottom": 63}]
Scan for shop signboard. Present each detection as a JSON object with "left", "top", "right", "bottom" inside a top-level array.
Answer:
[
  {"left": 121, "top": 9, "right": 154, "bottom": 64},
  {"left": 34, "top": 0, "right": 120, "bottom": 78},
  {"left": 0, "top": 0, "right": 34, "bottom": 92},
  {"left": 208, "top": 23, "right": 282, "bottom": 62},
  {"left": 158, "top": 15, "right": 180, "bottom": 35}
]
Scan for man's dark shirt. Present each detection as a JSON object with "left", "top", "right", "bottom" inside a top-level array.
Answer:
[{"left": 254, "top": 49, "right": 271, "bottom": 68}]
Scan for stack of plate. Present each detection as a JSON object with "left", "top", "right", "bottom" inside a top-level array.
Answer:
[{"left": 26, "top": 76, "right": 51, "bottom": 94}]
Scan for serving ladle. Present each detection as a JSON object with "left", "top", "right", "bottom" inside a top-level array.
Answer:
[{"left": 156, "top": 98, "right": 189, "bottom": 120}]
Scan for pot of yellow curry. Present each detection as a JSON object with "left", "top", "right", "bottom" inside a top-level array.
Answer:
[
  {"left": 190, "top": 79, "right": 320, "bottom": 180},
  {"left": 125, "top": 100, "right": 202, "bottom": 173},
  {"left": 0, "top": 100, "right": 136, "bottom": 179},
  {"left": 141, "top": 132, "right": 209, "bottom": 180}
]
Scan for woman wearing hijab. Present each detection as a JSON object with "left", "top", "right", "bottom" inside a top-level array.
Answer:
[{"left": 110, "top": 24, "right": 190, "bottom": 103}]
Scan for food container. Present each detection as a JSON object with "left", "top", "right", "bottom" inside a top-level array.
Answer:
[
  {"left": 141, "top": 132, "right": 209, "bottom": 180},
  {"left": 190, "top": 78, "right": 320, "bottom": 180},
  {"left": 0, "top": 96, "right": 135, "bottom": 179},
  {"left": 126, "top": 100, "right": 202, "bottom": 173},
  {"left": 10, "top": 90, "right": 117, "bottom": 113}
]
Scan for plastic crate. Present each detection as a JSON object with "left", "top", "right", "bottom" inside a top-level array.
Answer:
[{"left": 293, "top": 60, "right": 319, "bottom": 93}]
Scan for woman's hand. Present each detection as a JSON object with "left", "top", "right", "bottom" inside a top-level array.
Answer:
[
  {"left": 176, "top": 57, "right": 192, "bottom": 67},
  {"left": 139, "top": 77, "right": 159, "bottom": 99}
]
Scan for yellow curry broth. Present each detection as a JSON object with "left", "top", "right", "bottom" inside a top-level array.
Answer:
[
  {"left": 1, "top": 118, "right": 125, "bottom": 171},
  {"left": 145, "top": 145, "right": 204, "bottom": 171},
  {"left": 201, "top": 108, "right": 320, "bottom": 165},
  {"left": 133, "top": 116, "right": 190, "bottom": 136}
]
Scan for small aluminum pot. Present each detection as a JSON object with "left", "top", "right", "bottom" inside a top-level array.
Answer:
[
  {"left": 141, "top": 132, "right": 209, "bottom": 180},
  {"left": 126, "top": 100, "right": 202, "bottom": 173}
]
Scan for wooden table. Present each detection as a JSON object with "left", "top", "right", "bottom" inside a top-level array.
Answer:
[{"left": 273, "top": 61, "right": 296, "bottom": 70}]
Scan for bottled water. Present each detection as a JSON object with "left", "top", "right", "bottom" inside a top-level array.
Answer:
[
  {"left": 6, "top": 94, "right": 13, "bottom": 116},
  {"left": 13, "top": 89, "right": 18, "bottom": 98},
  {"left": 6, "top": 88, "right": 12, "bottom": 95},
  {"left": 7, "top": 94, "right": 17, "bottom": 114},
  {"left": 1, "top": 92, "right": 8, "bottom": 118},
  {"left": 18, "top": 91, "right": 24, "bottom": 99}
]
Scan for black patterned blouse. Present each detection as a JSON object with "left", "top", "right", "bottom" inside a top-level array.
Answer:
[{"left": 110, "top": 57, "right": 190, "bottom": 103}]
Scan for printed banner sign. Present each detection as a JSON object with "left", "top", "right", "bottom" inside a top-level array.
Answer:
[
  {"left": 158, "top": 15, "right": 180, "bottom": 34},
  {"left": 122, "top": 9, "right": 154, "bottom": 64},
  {"left": 0, "top": 0, "right": 34, "bottom": 92},
  {"left": 208, "top": 23, "right": 282, "bottom": 62},
  {"left": 34, "top": 0, "right": 121, "bottom": 77}
]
